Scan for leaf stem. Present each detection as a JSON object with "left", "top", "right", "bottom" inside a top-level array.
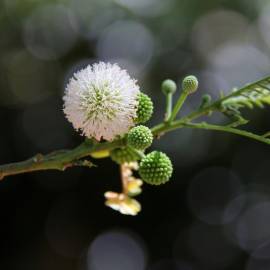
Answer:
[
  {"left": 164, "top": 93, "right": 173, "bottom": 122},
  {"left": 169, "top": 91, "right": 188, "bottom": 122},
  {"left": 183, "top": 122, "right": 270, "bottom": 145}
]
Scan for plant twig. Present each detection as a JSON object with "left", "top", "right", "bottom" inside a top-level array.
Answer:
[
  {"left": 169, "top": 92, "right": 188, "bottom": 122},
  {"left": 0, "top": 139, "right": 124, "bottom": 180},
  {"left": 183, "top": 122, "right": 270, "bottom": 145},
  {"left": 1, "top": 75, "right": 270, "bottom": 180},
  {"left": 164, "top": 92, "right": 173, "bottom": 122}
]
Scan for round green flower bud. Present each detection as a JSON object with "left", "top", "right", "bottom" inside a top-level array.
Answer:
[
  {"left": 135, "top": 93, "right": 153, "bottom": 124},
  {"left": 162, "top": 79, "right": 177, "bottom": 95},
  {"left": 110, "top": 147, "right": 140, "bottom": 164},
  {"left": 139, "top": 151, "right": 173, "bottom": 185},
  {"left": 199, "top": 94, "right": 212, "bottom": 109},
  {"left": 127, "top": 125, "right": 153, "bottom": 150},
  {"left": 182, "top": 75, "right": 198, "bottom": 94}
]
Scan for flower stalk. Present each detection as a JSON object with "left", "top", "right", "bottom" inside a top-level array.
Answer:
[{"left": 169, "top": 91, "right": 188, "bottom": 122}]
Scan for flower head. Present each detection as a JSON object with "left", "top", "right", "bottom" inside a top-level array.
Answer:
[
  {"left": 63, "top": 62, "right": 140, "bottom": 141},
  {"left": 139, "top": 151, "right": 173, "bottom": 185},
  {"left": 135, "top": 93, "right": 153, "bottom": 124},
  {"left": 127, "top": 125, "right": 153, "bottom": 150},
  {"left": 182, "top": 75, "right": 198, "bottom": 94}
]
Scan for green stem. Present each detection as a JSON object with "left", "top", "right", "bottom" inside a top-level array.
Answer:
[
  {"left": 0, "top": 138, "right": 124, "bottom": 180},
  {"left": 164, "top": 93, "right": 173, "bottom": 122},
  {"left": 184, "top": 122, "right": 270, "bottom": 145},
  {"left": 127, "top": 146, "right": 145, "bottom": 160},
  {"left": 169, "top": 91, "right": 188, "bottom": 122}
]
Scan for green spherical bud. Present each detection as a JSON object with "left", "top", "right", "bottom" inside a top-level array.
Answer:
[
  {"left": 182, "top": 75, "right": 198, "bottom": 94},
  {"left": 139, "top": 151, "right": 173, "bottom": 185},
  {"left": 135, "top": 93, "right": 153, "bottom": 124},
  {"left": 110, "top": 147, "right": 140, "bottom": 165},
  {"left": 127, "top": 125, "right": 153, "bottom": 150},
  {"left": 162, "top": 79, "right": 177, "bottom": 95},
  {"left": 199, "top": 94, "right": 212, "bottom": 109}
]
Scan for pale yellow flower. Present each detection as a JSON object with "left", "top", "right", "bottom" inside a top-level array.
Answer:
[{"left": 104, "top": 192, "right": 141, "bottom": 216}]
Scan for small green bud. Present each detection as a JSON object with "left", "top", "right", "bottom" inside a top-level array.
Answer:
[
  {"left": 127, "top": 125, "right": 153, "bottom": 150},
  {"left": 139, "top": 151, "right": 173, "bottom": 185},
  {"left": 182, "top": 75, "right": 198, "bottom": 94},
  {"left": 110, "top": 147, "right": 141, "bottom": 165},
  {"left": 162, "top": 79, "right": 177, "bottom": 95},
  {"left": 135, "top": 93, "right": 153, "bottom": 124},
  {"left": 199, "top": 94, "right": 212, "bottom": 109}
]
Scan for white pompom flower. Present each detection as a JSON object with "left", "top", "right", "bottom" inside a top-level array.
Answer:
[{"left": 63, "top": 62, "right": 140, "bottom": 141}]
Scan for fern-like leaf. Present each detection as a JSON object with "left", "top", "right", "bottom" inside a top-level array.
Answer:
[{"left": 220, "top": 76, "right": 270, "bottom": 111}]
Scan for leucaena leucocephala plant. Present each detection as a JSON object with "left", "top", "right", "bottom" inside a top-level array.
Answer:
[{"left": 1, "top": 62, "right": 270, "bottom": 215}]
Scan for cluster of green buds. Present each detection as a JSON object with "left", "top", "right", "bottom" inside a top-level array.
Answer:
[{"left": 95, "top": 74, "right": 199, "bottom": 215}]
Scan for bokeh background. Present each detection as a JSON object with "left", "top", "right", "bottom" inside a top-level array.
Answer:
[{"left": 0, "top": 0, "right": 270, "bottom": 269}]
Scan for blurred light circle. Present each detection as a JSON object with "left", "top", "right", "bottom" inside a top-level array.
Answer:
[
  {"left": 191, "top": 9, "right": 249, "bottom": 58},
  {"left": 258, "top": 4, "right": 270, "bottom": 49},
  {"left": 5, "top": 50, "right": 60, "bottom": 105},
  {"left": 97, "top": 20, "right": 154, "bottom": 73},
  {"left": 235, "top": 202, "right": 270, "bottom": 252},
  {"left": 87, "top": 230, "right": 147, "bottom": 270},
  {"left": 88, "top": 9, "right": 125, "bottom": 40},
  {"left": 186, "top": 70, "right": 232, "bottom": 126},
  {"left": 222, "top": 193, "right": 248, "bottom": 226},
  {"left": 188, "top": 222, "right": 241, "bottom": 268},
  {"left": 69, "top": 0, "right": 108, "bottom": 38},
  {"left": 115, "top": 0, "right": 174, "bottom": 17},
  {"left": 23, "top": 4, "right": 78, "bottom": 60},
  {"left": 197, "top": 70, "right": 230, "bottom": 99},
  {"left": 187, "top": 167, "right": 243, "bottom": 225},
  {"left": 209, "top": 43, "right": 269, "bottom": 69},
  {"left": 207, "top": 43, "right": 270, "bottom": 88},
  {"left": 222, "top": 192, "right": 270, "bottom": 248}
]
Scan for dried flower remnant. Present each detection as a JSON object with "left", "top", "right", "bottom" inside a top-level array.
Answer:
[
  {"left": 104, "top": 162, "right": 143, "bottom": 215},
  {"left": 104, "top": 192, "right": 141, "bottom": 216}
]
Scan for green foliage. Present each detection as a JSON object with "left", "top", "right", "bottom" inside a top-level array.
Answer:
[
  {"left": 127, "top": 125, "right": 153, "bottom": 150},
  {"left": 139, "top": 151, "right": 173, "bottom": 185},
  {"left": 135, "top": 93, "right": 154, "bottom": 124},
  {"left": 221, "top": 77, "right": 270, "bottom": 114}
]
